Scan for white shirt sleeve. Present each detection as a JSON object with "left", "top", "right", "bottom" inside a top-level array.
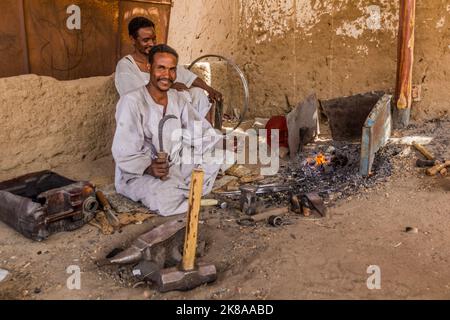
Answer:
[
  {"left": 175, "top": 65, "right": 198, "bottom": 88},
  {"left": 112, "top": 96, "right": 152, "bottom": 175},
  {"left": 115, "top": 57, "right": 148, "bottom": 97}
]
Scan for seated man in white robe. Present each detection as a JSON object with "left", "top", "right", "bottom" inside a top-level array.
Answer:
[
  {"left": 115, "top": 16, "right": 222, "bottom": 120},
  {"left": 112, "top": 44, "right": 224, "bottom": 216}
]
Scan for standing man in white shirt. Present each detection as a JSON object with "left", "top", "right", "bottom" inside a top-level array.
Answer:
[{"left": 115, "top": 17, "right": 222, "bottom": 120}]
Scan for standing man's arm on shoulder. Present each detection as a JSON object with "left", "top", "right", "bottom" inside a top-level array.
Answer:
[
  {"left": 174, "top": 65, "right": 223, "bottom": 103},
  {"left": 115, "top": 58, "right": 147, "bottom": 97}
]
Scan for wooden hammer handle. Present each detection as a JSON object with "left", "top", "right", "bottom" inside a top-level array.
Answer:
[
  {"left": 427, "top": 161, "right": 450, "bottom": 176},
  {"left": 413, "top": 142, "right": 435, "bottom": 161},
  {"left": 182, "top": 169, "right": 205, "bottom": 271}
]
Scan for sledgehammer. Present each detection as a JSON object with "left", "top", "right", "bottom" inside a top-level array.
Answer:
[{"left": 152, "top": 168, "right": 217, "bottom": 292}]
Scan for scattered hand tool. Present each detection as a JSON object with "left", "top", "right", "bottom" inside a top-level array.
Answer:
[
  {"left": 238, "top": 183, "right": 298, "bottom": 215},
  {"left": 416, "top": 159, "right": 439, "bottom": 168},
  {"left": 200, "top": 199, "right": 219, "bottom": 207},
  {"left": 268, "top": 215, "right": 284, "bottom": 227},
  {"left": 412, "top": 142, "right": 435, "bottom": 161},
  {"left": 238, "top": 207, "right": 290, "bottom": 226},
  {"left": 301, "top": 193, "right": 327, "bottom": 218},
  {"left": 240, "top": 185, "right": 259, "bottom": 215},
  {"left": 290, "top": 195, "right": 302, "bottom": 214},
  {"left": 158, "top": 115, "right": 178, "bottom": 181},
  {"left": 219, "top": 182, "right": 297, "bottom": 197},
  {"left": 290, "top": 193, "right": 327, "bottom": 217},
  {"left": 427, "top": 160, "right": 450, "bottom": 176},
  {"left": 306, "top": 193, "right": 327, "bottom": 217},
  {"left": 152, "top": 169, "right": 217, "bottom": 293},
  {"left": 96, "top": 191, "right": 121, "bottom": 229}
]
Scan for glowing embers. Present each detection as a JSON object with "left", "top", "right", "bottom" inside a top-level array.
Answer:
[
  {"left": 303, "top": 150, "right": 349, "bottom": 175},
  {"left": 305, "top": 153, "right": 331, "bottom": 168}
]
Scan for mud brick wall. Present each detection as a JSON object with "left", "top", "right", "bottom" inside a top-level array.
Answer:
[
  {"left": 0, "top": 0, "right": 448, "bottom": 180},
  {"left": 0, "top": 75, "right": 118, "bottom": 181},
  {"left": 170, "top": 0, "right": 450, "bottom": 120}
]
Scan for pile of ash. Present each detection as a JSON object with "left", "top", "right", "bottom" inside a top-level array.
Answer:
[{"left": 260, "top": 142, "right": 403, "bottom": 207}]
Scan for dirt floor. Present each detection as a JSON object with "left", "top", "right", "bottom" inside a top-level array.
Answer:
[{"left": 0, "top": 119, "right": 449, "bottom": 300}]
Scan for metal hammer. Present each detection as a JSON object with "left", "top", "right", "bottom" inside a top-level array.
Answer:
[
  {"left": 152, "top": 168, "right": 217, "bottom": 292},
  {"left": 157, "top": 115, "right": 178, "bottom": 181}
]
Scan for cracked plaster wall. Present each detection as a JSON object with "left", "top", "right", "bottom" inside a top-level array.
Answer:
[{"left": 170, "top": 0, "right": 449, "bottom": 120}]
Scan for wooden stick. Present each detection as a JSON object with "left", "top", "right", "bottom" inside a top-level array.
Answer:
[
  {"left": 412, "top": 142, "right": 435, "bottom": 160},
  {"left": 427, "top": 161, "right": 450, "bottom": 176},
  {"left": 182, "top": 169, "right": 205, "bottom": 271},
  {"left": 394, "top": 0, "right": 416, "bottom": 128}
]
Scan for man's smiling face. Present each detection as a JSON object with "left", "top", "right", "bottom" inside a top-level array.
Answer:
[
  {"left": 132, "top": 27, "right": 157, "bottom": 56},
  {"left": 149, "top": 52, "right": 177, "bottom": 92}
]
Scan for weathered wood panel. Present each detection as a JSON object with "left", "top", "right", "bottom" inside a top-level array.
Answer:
[
  {"left": 0, "top": 0, "right": 28, "bottom": 77},
  {"left": 0, "top": 0, "right": 172, "bottom": 80}
]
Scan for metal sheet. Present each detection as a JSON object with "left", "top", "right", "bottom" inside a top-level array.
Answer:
[
  {"left": 321, "top": 91, "right": 385, "bottom": 141},
  {"left": 360, "top": 94, "right": 393, "bottom": 176},
  {"left": 286, "top": 93, "right": 320, "bottom": 157}
]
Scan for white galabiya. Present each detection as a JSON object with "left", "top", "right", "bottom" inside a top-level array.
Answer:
[
  {"left": 114, "top": 55, "right": 212, "bottom": 118},
  {"left": 112, "top": 86, "right": 223, "bottom": 216}
]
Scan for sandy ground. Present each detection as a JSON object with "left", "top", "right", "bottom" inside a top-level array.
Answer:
[{"left": 0, "top": 121, "right": 449, "bottom": 300}]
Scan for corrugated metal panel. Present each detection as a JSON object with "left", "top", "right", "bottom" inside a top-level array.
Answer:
[{"left": 0, "top": 0, "right": 172, "bottom": 80}]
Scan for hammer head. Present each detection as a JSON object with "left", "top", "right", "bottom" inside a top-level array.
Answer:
[{"left": 153, "top": 263, "right": 217, "bottom": 293}]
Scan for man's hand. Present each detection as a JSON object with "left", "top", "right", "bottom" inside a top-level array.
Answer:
[
  {"left": 191, "top": 77, "right": 223, "bottom": 103},
  {"left": 206, "top": 87, "right": 223, "bottom": 103},
  {"left": 145, "top": 157, "right": 169, "bottom": 179},
  {"left": 171, "top": 82, "right": 189, "bottom": 91}
]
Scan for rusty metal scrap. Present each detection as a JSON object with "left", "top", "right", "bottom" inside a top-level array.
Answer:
[{"left": 0, "top": 171, "right": 97, "bottom": 241}]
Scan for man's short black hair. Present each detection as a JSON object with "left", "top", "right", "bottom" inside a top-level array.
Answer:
[
  {"left": 128, "top": 17, "right": 155, "bottom": 39},
  {"left": 148, "top": 44, "right": 179, "bottom": 64}
]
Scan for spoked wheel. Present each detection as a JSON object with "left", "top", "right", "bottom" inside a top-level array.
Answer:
[{"left": 188, "top": 54, "right": 249, "bottom": 135}]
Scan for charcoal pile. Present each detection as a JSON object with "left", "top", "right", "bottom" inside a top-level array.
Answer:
[{"left": 259, "top": 142, "right": 403, "bottom": 207}]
